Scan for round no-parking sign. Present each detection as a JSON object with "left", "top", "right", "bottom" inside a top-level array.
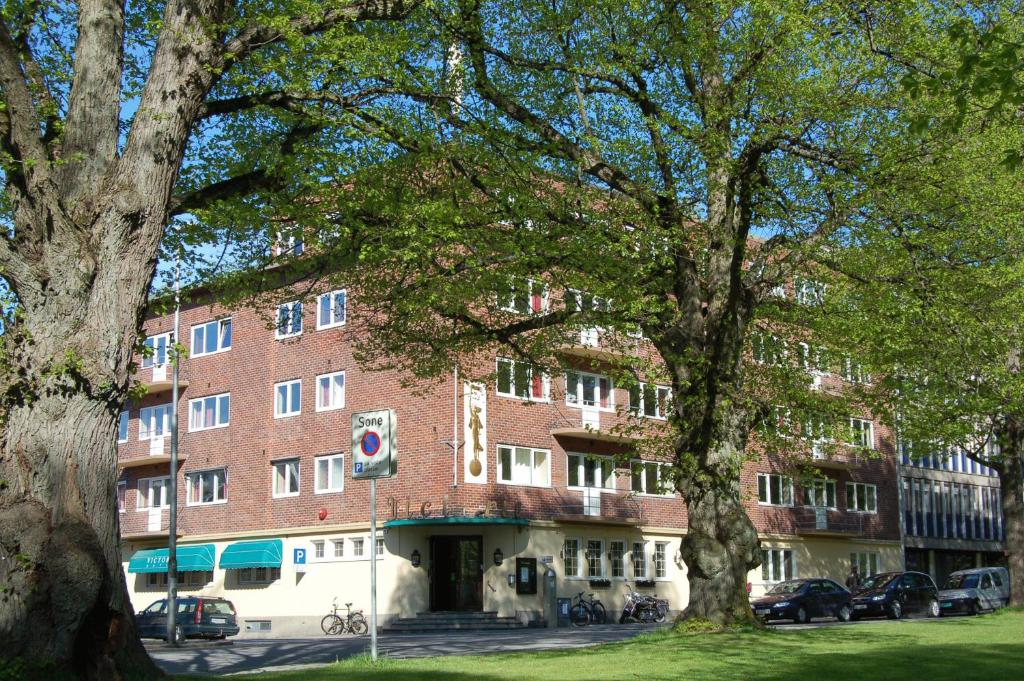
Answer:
[
  {"left": 360, "top": 431, "right": 381, "bottom": 457},
  {"left": 352, "top": 410, "right": 396, "bottom": 479}
]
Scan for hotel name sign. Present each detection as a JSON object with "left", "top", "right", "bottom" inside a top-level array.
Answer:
[{"left": 387, "top": 495, "right": 522, "bottom": 521}]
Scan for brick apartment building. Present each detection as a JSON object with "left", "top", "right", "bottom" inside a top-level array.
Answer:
[{"left": 117, "top": 281, "right": 903, "bottom": 635}]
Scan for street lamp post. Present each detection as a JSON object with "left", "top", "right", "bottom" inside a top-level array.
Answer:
[{"left": 166, "top": 250, "right": 182, "bottom": 645}]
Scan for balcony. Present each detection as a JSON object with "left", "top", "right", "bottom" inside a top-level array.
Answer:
[
  {"left": 558, "top": 329, "right": 639, "bottom": 363},
  {"left": 792, "top": 507, "right": 863, "bottom": 537},
  {"left": 549, "top": 410, "right": 640, "bottom": 445},
  {"left": 808, "top": 447, "right": 859, "bottom": 470},
  {"left": 551, "top": 488, "right": 644, "bottom": 526},
  {"left": 137, "top": 362, "right": 190, "bottom": 397},
  {"left": 118, "top": 437, "right": 187, "bottom": 470}
]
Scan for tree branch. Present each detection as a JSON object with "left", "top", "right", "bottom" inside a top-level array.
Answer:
[{"left": 0, "top": 17, "right": 47, "bottom": 168}]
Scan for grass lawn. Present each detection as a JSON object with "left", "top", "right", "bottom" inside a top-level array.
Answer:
[{"left": 182, "top": 609, "right": 1024, "bottom": 681}]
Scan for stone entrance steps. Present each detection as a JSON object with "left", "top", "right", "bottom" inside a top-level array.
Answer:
[{"left": 385, "top": 610, "right": 527, "bottom": 633}]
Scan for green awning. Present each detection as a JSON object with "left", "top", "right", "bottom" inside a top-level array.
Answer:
[
  {"left": 219, "top": 539, "right": 283, "bottom": 569},
  {"left": 127, "top": 545, "right": 215, "bottom": 573},
  {"left": 384, "top": 516, "right": 529, "bottom": 528}
]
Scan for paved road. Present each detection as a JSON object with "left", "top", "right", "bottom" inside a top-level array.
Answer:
[{"left": 148, "top": 624, "right": 662, "bottom": 677}]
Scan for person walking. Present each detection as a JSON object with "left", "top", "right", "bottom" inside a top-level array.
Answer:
[{"left": 846, "top": 563, "right": 861, "bottom": 591}]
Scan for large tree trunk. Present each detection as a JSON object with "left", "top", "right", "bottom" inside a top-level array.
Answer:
[{"left": 999, "top": 421, "right": 1024, "bottom": 607}]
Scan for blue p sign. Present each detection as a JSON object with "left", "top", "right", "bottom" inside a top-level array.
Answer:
[{"left": 294, "top": 548, "right": 306, "bottom": 565}]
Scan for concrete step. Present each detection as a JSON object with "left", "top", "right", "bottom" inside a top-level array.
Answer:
[{"left": 384, "top": 611, "right": 529, "bottom": 633}]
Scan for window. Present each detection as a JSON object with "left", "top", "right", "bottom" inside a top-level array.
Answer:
[
  {"left": 609, "top": 540, "right": 625, "bottom": 578},
  {"left": 799, "top": 342, "right": 824, "bottom": 375},
  {"left": 117, "top": 411, "right": 129, "bottom": 443},
  {"left": 631, "top": 461, "right": 671, "bottom": 496},
  {"left": 850, "top": 551, "right": 879, "bottom": 577},
  {"left": 497, "top": 445, "right": 550, "bottom": 487},
  {"left": 761, "top": 548, "right": 795, "bottom": 582},
  {"left": 351, "top": 538, "right": 365, "bottom": 557},
  {"left": 842, "top": 357, "right": 871, "bottom": 384},
  {"left": 376, "top": 537, "right": 384, "bottom": 556},
  {"left": 145, "top": 572, "right": 167, "bottom": 589},
  {"left": 586, "top": 539, "right": 604, "bottom": 578},
  {"left": 794, "top": 277, "right": 825, "bottom": 306},
  {"left": 757, "top": 473, "right": 794, "bottom": 506},
  {"left": 272, "top": 459, "right": 300, "bottom": 498},
  {"left": 273, "top": 230, "right": 303, "bottom": 257},
  {"left": 317, "top": 290, "right": 347, "bottom": 329},
  {"left": 316, "top": 371, "right": 345, "bottom": 411},
  {"left": 142, "top": 332, "right": 172, "bottom": 369},
  {"left": 315, "top": 453, "right": 344, "bottom": 494},
  {"left": 275, "top": 301, "right": 303, "bottom": 338},
  {"left": 565, "top": 370, "right": 614, "bottom": 411},
  {"left": 804, "top": 479, "right": 836, "bottom": 508},
  {"left": 117, "top": 480, "right": 126, "bottom": 512},
  {"left": 333, "top": 539, "right": 345, "bottom": 558},
  {"left": 179, "top": 571, "right": 214, "bottom": 589},
  {"left": 563, "top": 538, "right": 580, "bottom": 577},
  {"left": 654, "top": 542, "right": 668, "bottom": 579},
  {"left": 497, "top": 278, "right": 548, "bottom": 314},
  {"left": 139, "top": 404, "right": 171, "bottom": 441},
  {"left": 631, "top": 542, "right": 647, "bottom": 579},
  {"left": 804, "top": 412, "right": 831, "bottom": 455},
  {"left": 762, "top": 406, "right": 793, "bottom": 438},
  {"left": 628, "top": 383, "right": 671, "bottom": 419},
  {"left": 496, "top": 358, "right": 548, "bottom": 401},
  {"left": 137, "top": 476, "right": 169, "bottom": 510},
  {"left": 238, "top": 567, "right": 281, "bottom": 584},
  {"left": 848, "top": 418, "right": 874, "bottom": 449},
  {"left": 847, "top": 482, "right": 877, "bottom": 513},
  {"left": 313, "top": 540, "right": 325, "bottom": 559},
  {"left": 186, "top": 468, "right": 227, "bottom": 505},
  {"left": 274, "top": 380, "right": 301, "bottom": 418},
  {"left": 565, "top": 289, "right": 610, "bottom": 314},
  {"left": 567, "top": 453, "right": 615, "bottom": 490},
  {"left": 188, "top": 393, "right": 230, "bottom": 431},
  {"left": 191, "top": 318, "right": 232, "bottom": 357},
  {"left": 751, "top": 332, "right": 786, "bottom": 366}
]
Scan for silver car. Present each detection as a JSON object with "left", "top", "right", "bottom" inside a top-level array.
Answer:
[{"left": 938, "top": 567, "right": 1010, "bottom": 616}]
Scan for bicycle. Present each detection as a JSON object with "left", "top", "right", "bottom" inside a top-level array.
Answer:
[
  {"left": 584, "top": 592, "right": 607, "bottom": 624},
  {"left": 570, "top": 591, "right": 592, "bottom": 627},
  {"left": 321, "top": 598, "right": 368, "bottom": 635}
]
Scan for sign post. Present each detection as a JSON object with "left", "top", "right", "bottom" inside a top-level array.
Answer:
[{"left": 352, "top": 409, "right": 396, "bottom": 663}]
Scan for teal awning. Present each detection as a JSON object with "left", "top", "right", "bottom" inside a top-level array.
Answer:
[
  {"left": 127, "top": 545, "right": 215, "bottom": 573},
  {"left": 384, "top": 516, "right": 529, "bottom": 528},
  {"left": 219, "top": 539, "right": 283, "bottom": 569}
]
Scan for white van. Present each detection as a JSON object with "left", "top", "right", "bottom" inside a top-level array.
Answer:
[{"left": 938, "top": 567, "right": 1010, "bottom": 616}]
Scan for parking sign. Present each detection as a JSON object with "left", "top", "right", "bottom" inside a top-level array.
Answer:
[{"left": 352, "top": 409, "right": 396, "bottom": 479}]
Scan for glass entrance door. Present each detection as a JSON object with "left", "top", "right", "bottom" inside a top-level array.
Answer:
[{"left": 430, "top": 536, "right": 483, "bottom": 611}]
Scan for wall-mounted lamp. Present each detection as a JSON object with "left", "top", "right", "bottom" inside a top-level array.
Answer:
[
  {"left": 411, "top": 549, "right": 421, "bottom": 568},
  {"left": 493, "top": 548, "right": 504, "bottom": 565}
]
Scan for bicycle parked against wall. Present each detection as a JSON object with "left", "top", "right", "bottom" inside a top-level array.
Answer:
[
  {"left": 570, "top": 591, "right": 607, "bottom": 626},
  {"left": 321, "top": 598, "right": 368, "bottom": 635}
]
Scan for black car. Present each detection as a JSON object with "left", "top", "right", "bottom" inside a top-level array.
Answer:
[
  {"left": 136, "top": 597, "right": 240, "bottom": 641},
  {"left": 750, "top": 579, "right": 853, "bottom": 624},
  {"left": 850, "top": 571, "right": 939, "bottom": 620}
]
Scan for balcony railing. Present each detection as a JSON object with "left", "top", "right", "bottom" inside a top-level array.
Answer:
[
  {"left": 551, "top": 487, "right": 644, "bottom": 526},
  {"left": 792, "top": 507, "right": 864, "bottom": 536}
]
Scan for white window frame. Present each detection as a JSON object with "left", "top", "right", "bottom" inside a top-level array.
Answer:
[
  {"left": 185, "top": 467, "right": 227, "bottom": 506},
  {"left": 142, "top": 331, "right": 173, "bottom": 369},
  {"left": 842, "top": 357, "right": 871, "bottom": 384},
  {"left": 752, "top": 332, "right": 786, "bottom": 366},
  {"left": 586, "top": 539, "right": 604, "bottom": 578},
  {"left": 563, "top": 537, "right": 581, "bottom": 578},
  {"left": 117, "top": 411, "right": 129, "bottom": 443},
  {"left": 757, "top": 473, "right": 794, "bottom": 506},
  {"left": 274, "top": 379, "right": 302, "bottom": 418},
  {"left": 495, "top": 357, "right": 550, "bottom": 401},
  {"left": 313, "top": 540, "right": 325, "bottom": 559},
  {"left": 630, "top": 460, "right": 673, "bottom": 497},
  {"left": 497, "top": 278, "right": 548, "bottom": 314},
  {"left": 848, "top": 418, "right": 874, "bottom": 449},
  {"left": 188, "top": 393, "right": 230, "bottom": 432},
  {"left": 763, "top": 406, "right": 793, "bottom": 439},
  {"left": 136, "top": 476, "right": 170, "bottom": 510},
  {"left": 630, "top": 541, "right": 648, "bottom": 579},
  {"left": 376, "top": 537, "right": 384, "bottom": 557},
  {"left": 761, "top": 547, "right": 796, "bottom": 583},
  {"left": 567, "top": 453, "right": 616, "bottom": 491},
  {"left": 191, "top": 318, "right": 232, "bottom": 357},
  {"left": 315, "top": 371, "right": 346, "bottom": 412},
  {"left": 654, "top": 542, "right": 669, "bottom": 580},
  {"left": 238, "top": 566, "right": 281, "bottom": 585},
  {"left": 850, "top": 551, "right": 880, "bottom": 577},
  {"left": 316, "top": 289, "right": 347, "bottom": 329},
  {"left": 272, "top": 458, "right": 300, "bottom": 498},
  {"left": 139, "top": 403, "right": 172, "bottom": 441},
  {"left": 565, "top": 370, "right": 615, "bottom": 412},
  {"left": 609, "top": 539, "right": 626, "bottom": 579},
  {"left": 846, "top": 482, "right": 878, "bottom": 513},
  {"left": 804, "top": 478, "right": 837, "bottom": 509},
  {"left": 794, "top": 277, "right": 825, "bottom": 306},
  {"left": 117, "top": 480, "right": 127, "bottom": 513},
  {"left": 628, "top": 382, "right": 671, "bottom": 419},
  {"left": 273, "top": 230, "right": 303, "bottom": 257},
  {"left": 497, "top": 445, "right": 551, "bottom": 488},
  {"left": 314, "top": 453, "right": 345, "bottom": 494},
  {"left": 332, "top": 538, "right": 345, "bottom": 558},
  {"left": 275, "top": 301, "right": 303, "bottom": 339},
  {"left": 351, "top": 538, "right": 365, "bottom": 558}
]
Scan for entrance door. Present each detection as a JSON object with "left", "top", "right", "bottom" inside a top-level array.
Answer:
[{"left": 430, "top": 536, "right": 483, "bottom": 611}]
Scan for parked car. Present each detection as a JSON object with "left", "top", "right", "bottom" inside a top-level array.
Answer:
[
  {"left": 750, "top": 579, "right": 853, "bottom": 624},
  {"left": 135, "top": 596, "right": 240, "bottom": 641},
  {"left": 938, "top": 567, "right": 1010, "bottom": 616},
  {"left": 850, "top": 571, "right": 939, "bottom": 620}
]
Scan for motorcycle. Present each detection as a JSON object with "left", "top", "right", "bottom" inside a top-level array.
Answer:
[{"left": 619, "top": 583, "right": 669, "bottom": 623}]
